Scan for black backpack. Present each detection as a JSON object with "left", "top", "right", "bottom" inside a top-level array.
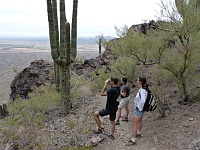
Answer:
[{"left": 139, "top": 88, "right": 157, "bottom": 112}]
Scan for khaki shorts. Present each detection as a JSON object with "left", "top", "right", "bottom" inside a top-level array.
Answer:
[{"left": 119, "top": 96, "right": 130, "bottom": 108}]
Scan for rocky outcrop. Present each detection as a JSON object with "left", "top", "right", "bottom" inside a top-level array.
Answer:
[
  {"left": 72, "top": 49, "right": 116, "bottom": 79},
  {"left": 10, "top": 60, "right": 54, "bottom": 100},
  {"left": 9, "top": 49, "right": 116, "bottom": 100},
  {"left": 128, "top": 20, "right": 157, "bottom": 34}
]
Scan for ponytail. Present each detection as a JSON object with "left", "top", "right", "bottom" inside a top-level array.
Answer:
[{"left": 138, "top": 77, "right": 148, "bottom": 90}]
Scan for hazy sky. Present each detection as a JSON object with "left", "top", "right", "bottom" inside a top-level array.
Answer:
[{"left": 0, "top": 0, "right": 174, "bottom": 38}]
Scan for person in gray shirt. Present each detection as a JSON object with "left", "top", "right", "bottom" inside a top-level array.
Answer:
[{"left": 115, "top": 77, "right": 130, "bottom": 125}]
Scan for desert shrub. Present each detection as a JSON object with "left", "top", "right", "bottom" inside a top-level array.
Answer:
[
  {"left": 7, "top": 84, "right": 60, "bottom": 124},
  {"left": 75, "top": 56, "right": 85, "bottom": 63},
  {"left": 110, "top": 56, "right": 137, "bottom": 83},
  {"left": 91, "top": 66, "right": 113, "bottom": 91},
  {"left": 0, "top": 84, "right": 60, "bottom": 149},
  {"left": 70, "top": 76, "right": 91, "bottom": 101},
  {"left": 91, "top": 56, "right": 137, "bottom": 91}
]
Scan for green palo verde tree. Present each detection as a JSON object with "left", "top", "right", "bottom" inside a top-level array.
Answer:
[
  {"left": 109, "top": 1, "right": 200, "bottom": 102},
  {"left": 46, "top": 0, "right": 78, "bottom": 114},
  {"left": 157, "top": 0, "right": 200, "bottom": 102}
]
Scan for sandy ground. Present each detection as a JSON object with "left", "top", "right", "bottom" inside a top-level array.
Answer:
[{"left": 0, "top": 39, "right": 100, "bottom": 104}]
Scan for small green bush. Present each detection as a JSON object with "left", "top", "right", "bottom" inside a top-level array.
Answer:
[{"left": 0, "top": 84, "right": 60, "bottom": 149}]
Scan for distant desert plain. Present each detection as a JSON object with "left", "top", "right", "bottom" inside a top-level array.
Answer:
[{"left": 0, "top": 37, "right": 101, "bottom": 104}]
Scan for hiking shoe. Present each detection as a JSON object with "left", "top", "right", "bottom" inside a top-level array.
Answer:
[
  {"left": 92, "top": 128, "right": 103, "bottom": 134},
  {"left": 136, "top": 131, "right": 142, "bottom": 137},
  {"left": 115, "top": 121, "right": 120, "bottom": 125},
  {"left": 108, "top": 134, "right": 115, "bottom": 140},
  {"left": 121, "top": 117, "right": 128, "bottom": 122},
  {"left": 125, "top": 139, "right": 136, "bottom": 146}
]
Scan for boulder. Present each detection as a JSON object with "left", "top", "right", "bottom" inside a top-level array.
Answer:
[{"left": 10, "top": 60, "right": 54, "bottom": 100}]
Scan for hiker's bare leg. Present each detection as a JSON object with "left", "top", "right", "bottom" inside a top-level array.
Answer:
[
  {"left": 116, "top": 107, "right": 122, "bottom": 121},
  {"left": 94, "top": 111, "right": 102, "bottom": 129},
  {"left": 125, "top": 106, "right": 129, "bottom": 118},
  {"left": 132, "top": 115, "right": 140, "bottom": 138},
  {"left": 110, "top": 121, "right": 115, "bottom": 135},
  {"left": 138, "top": 116, "right": 143, "bottom": 132}
]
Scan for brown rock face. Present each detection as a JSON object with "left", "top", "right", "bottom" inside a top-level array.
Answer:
[
  {"left": 10, "top": 60, "right": 54, "bottom": 100},
  {"left": 128, "top": 20, "right": 157, "bottom": 34}
]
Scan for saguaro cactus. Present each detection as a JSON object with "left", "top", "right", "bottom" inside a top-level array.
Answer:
[
  {"left": 71, "top": 0, "right": 78, "bottom": 61},
  {"left": 99, "top": 38, "right": 102, "bottom": 54},
  {"left": 59, "top": 0, "right": 71, "bottom": 113},
  {"left": 47, "top": 0, "right": 77, "bottom": 113},
  {"left": 52, "top": 0, "right": 60, "bottom": 91}
]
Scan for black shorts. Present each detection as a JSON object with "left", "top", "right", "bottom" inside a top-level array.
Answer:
[{"left": 98, "top": 109, "right": 117, "bottom": 121}]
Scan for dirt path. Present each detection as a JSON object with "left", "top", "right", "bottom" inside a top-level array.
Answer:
[
  {"left": 91, "top": 90, "right": 156, "bottom": 150},
  {"left": 86, "top": 88, "right": 200, "bottom": 150}
]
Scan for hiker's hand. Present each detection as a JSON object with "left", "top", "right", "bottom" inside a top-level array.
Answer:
[{"left": 105, "top": 79, "right": 110, "bottom": 84}]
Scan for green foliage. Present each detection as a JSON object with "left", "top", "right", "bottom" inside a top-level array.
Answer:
[
  {"left": 109, "top": 56, "right": 137, "bottom": 82},
  {"left": 4, "top": 84, "right": 60, "bottom": 126},
  {"left": 0, "top": 81, "right": 96, "bottom": 149},
  {"left": 107, "top": 1, "right": 200, "bottom": 102},
  {"left": 12, "top": 66, "right": 18, "bottom": 74},
  {"left": 67, "top": 120, "right": 76, "bottom": 130},
  {"left": 0, "top": 84, "right": 59, "bottom": 149},
  {"left": 91, "top": 67, "right": 112, "bottom": 91},
  {"left": 158, "top": 1, "right": 200, "bottom": 101},
  {"left": 91, "top": 56, "right": 137, "bottom": 91},
  {"left": 75, "top": 56, "right": 85, "bottom": 63},
  {"left": 70, "top": 76, "right": 90, "bottom": 101}
]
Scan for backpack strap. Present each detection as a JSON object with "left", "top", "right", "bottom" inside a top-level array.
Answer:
[{"left": 139, "top": 91, "right": 141, "bottom": 98}]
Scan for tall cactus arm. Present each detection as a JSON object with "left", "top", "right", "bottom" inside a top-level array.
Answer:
[
  {"left": 46, "top": 0, "right": 59, "bottom": 61},
  {"left": 65, "top": 21, "right": 71, "bottom": 113},
  {"left": 60, "top": 0, "right": 67, "bottom": 61},
  {"left": 66, "top": 22, "right": 71, "bottom": 65},
  {"left": 71, "top": 0, "right": 78, "bottom": 61},
  {"left": 52, "top": 0, "right": 59, "bottom": 53},
  {"left": 52, "top": 0, "right": 60, "bottom": 90}
]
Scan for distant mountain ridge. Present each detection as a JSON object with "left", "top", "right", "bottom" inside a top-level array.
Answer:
[{"left": 0, "top": 36, "right": 116, "bottom": 45}]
